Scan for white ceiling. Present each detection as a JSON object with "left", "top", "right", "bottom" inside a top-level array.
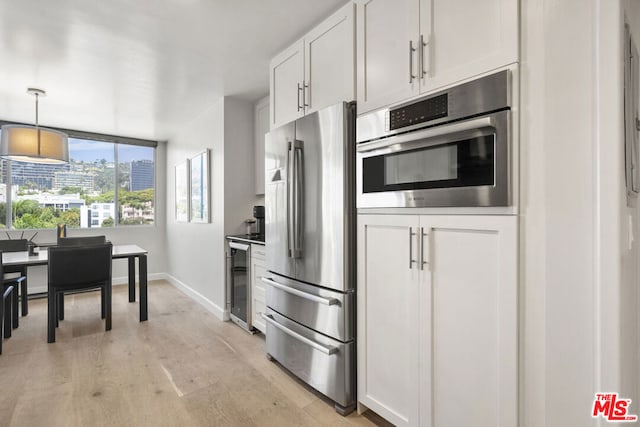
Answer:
[{"left": 0, "top": 0, "right": 346, "bottom": 141}]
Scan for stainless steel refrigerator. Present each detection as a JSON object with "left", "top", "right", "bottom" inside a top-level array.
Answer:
[{"left": 263, "top": 102, "right": 356, "bottom": 415}]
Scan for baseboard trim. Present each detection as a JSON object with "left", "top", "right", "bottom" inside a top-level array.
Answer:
[
  {"left": 164, "top": 273, "right": 229, "bottom": 321},
  {"left": 112, "top": 272, "right": 165, "bottom": 286}
]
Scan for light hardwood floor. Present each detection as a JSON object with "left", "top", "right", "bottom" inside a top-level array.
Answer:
[{"left": 0, "top": 280, "right": 390, "bottom": 427}]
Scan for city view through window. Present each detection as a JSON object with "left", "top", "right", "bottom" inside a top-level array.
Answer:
[{"left": 0, "top": 136, "right": 155, "bottom": 229}]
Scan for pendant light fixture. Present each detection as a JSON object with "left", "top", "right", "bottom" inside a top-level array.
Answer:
[{"left": 0, "top": 88, "right": 69, "bottom": 164}]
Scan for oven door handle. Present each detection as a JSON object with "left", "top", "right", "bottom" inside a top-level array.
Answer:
[
  {"left": 357, "top": 116, "right": 495, "bottom": 154},
  {"left": 261, "top": 277, "right": 339, "bottom": 306},
  {"left": 261, "top": 313, "right": 339, "bottom": 355}
]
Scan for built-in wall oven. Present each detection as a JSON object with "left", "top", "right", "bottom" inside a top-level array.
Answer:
[{"left": 357, "top": 70, "right": 513, "bottom": 208}]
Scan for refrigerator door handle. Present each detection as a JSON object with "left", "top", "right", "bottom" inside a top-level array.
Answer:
[
  {"left": 287, "top": 141, "right": 294, "bottom": 258},
  {"left": 261, "top": 313, "right": 338, "bottom": 355},
  {"left": 292, "top": 140, "right": 304, "bottom": 258},
  {"left": 261, "top": 276, "right": 339, "bottom": 305}
]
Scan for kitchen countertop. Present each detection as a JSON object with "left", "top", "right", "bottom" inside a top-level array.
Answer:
[{"left": 225, "top": 233, "right": 265, "bottom": 245}]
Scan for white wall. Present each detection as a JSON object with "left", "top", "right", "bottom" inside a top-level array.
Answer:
[
  {"left": 165, "top": 97, "right": 261, "bottom": 320},
  {"left": 165, "top": 99, "right": 226, "bottom": 318},
  {"left": 223, "top": 97, "right": 260, "bottom": 235},
  {"left": 521, "top": 0, "right": 639, "bottom": 425}
]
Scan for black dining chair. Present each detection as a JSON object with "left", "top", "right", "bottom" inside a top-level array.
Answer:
[
  {"left": 55, "top": 236, "right": 107, "bottom": 320},
  {"left": 0, "top": 239, "right": 30, "bottom": 321},
  {"left": 58, "top": 236, "right": 106, "bottom": 247},
  {"left": 0, "top": 253, "right": 26, "bottom": 354},
  {"left": 0, "top": 268, "right": 14, "bottom": 355},
  {"left": 47, "top": 242, "right": 113, "bottom": 343}
]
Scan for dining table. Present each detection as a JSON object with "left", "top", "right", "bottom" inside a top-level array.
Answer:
[{"left": 2, "top": 244, "right": 149, "bottom": 321}]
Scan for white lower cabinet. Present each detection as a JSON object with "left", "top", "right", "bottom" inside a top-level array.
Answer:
[
  {"left": 251, "top": 244, "right": 267, "bottom": 334},
  {"left": 357, "top": 214, "right": 517, "bottom": 427}
]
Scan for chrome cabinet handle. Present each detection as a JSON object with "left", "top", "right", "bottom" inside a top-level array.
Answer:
[
  {"left": 297, "top": 83, "right": 303, "bottom": 112},
  {"left": 303, "top": 82, "right": 309, "bottom": 109},
  {"left": 261, "top": 313, "right": 338, "bottom": 355},
  {"left": 409, "top": 227, "right": 417, "bottom": 269},
  {"left": 261, "top": 277, "right": 339, "bottom": 305},
  {"left": 420, "top": 34, "right": 428, "bottom": 79},
  {"left": 420, "top": 227, "right": 429, "bottom": 270},
  {"left": 409, "top": 40, "right": 416, "bottom": 83}
]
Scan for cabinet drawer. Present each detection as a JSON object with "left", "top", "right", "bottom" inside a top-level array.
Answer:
[
  {"left": 253, "top": 298, "right": 267, "bottom": 334},
  {"left": 254, "top": 282, "right": 266, "bottom": 303},
  {"left": 252, "top": 245, "right": 266, "bottom": 259},
  {"left": 254, "top": 298, "right": 266, "bottom": 320}
]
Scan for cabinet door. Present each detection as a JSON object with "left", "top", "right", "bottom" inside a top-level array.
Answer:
[
  {"left": 304, "top": 2, "right": 355, "bottom": 115},
  {"left": 421, "top": 0, "right": 518, "bottom": 93},
  {"left": 421, "top": 215, "right": 517, "bottom": 427},
  {"left": 254, "top": 96, "right": 269, "bottom": 195},
  {"left": 270, "top": 40, "right": 305, "bottom": 129},
  {"left": 356, "top": 0, "right": 420, "bottom": 114},
  {"left": 357, "top": 214, "right": 420, "bottom": 427},
  {"left": 251, "top": 246, "right": 267, "bottom": 334}
]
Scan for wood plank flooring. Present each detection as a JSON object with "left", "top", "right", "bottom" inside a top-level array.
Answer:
[{"left": 0, "top": 281, "right": 391, "bottom": 427}]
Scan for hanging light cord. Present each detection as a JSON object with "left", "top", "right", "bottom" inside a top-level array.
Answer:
[
  {"left": 34, "top": 91, "right": 41, "bottom": 156},
  {"left": 34, "top": 91, "right": 39, "bottom": 128}
]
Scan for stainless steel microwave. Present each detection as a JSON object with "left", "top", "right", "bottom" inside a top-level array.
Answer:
[{"left": 356, "top": 71, "right": 512, "bottom": 208}]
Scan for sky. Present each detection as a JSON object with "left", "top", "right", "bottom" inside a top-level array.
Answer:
[{"left": 69, "top": 138, "right": 154, "bottom": 163}]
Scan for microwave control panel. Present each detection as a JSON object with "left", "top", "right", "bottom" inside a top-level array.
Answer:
[{"left": 388, "top": 93, "right": 448, "bottom": 131}]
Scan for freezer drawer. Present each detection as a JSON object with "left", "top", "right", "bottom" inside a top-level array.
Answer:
[
  {"left": 263, "top": 309, "right": 355, "bottom": 408},
  {"left": 262, "top": 273, "right": 354, "bottom": 342}
]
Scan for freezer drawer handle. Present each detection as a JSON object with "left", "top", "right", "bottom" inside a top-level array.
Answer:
[
  {"left": 261, "top": 277, "right": 339, "bottom": 306},
  {"left": 261, "top": 313, "right": 338, "bottom": 355}
]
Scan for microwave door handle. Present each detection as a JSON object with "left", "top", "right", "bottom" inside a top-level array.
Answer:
[{"left": 356, "top": 116, "right": 496, "bottom": 154}]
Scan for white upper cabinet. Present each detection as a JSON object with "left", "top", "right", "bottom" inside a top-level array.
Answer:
[
  {"left": 270, "top": 2, "right": 355, "bottom": 129},
  {"left": 270, "top": 40, "right": 305, "bottom": 129},
  {"left": 356, "top": 0, "right": 420, "bottom": 114},
  {"left": 254, "top": 96, "right": 269, "bottom": 195},
  {"left": 356, "top": 0, "right": 518, "bottom": 114},
  {"left": 304, "top": 2, "right": 355, "bottom": 115},
  {"left": 423, "top": 0, "right": 518, "bottom": 92}
]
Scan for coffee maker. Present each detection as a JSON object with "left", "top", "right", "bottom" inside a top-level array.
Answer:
[{"left": 253, "top": 205, "right": 265, "bottom": 236}]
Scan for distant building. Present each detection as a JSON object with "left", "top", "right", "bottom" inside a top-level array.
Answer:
[
  {"left": 121, "top": 201, "right": 154, "bottom": 224},
  {"left": 130, "top": 160, "right": 154, "bottom": 191},
  {"left": 6, "top": 162, "right": 68, "bottom": 190},
  {"left": 89, "top": 202, "right": 115, "bottom": 227},
  {"left": 53, "top": 171, "right": 96, "bottom": 192},
  {"left": 15, "top": 193, "right": 85, "bottom": 211}
]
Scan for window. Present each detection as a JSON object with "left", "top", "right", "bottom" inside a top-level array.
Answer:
[
  {"left": 0, "top": 126, "right": 156, "bottom": 230},
  {"left": 118, "top": 145, "right": 155, "bottom": 226}
]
